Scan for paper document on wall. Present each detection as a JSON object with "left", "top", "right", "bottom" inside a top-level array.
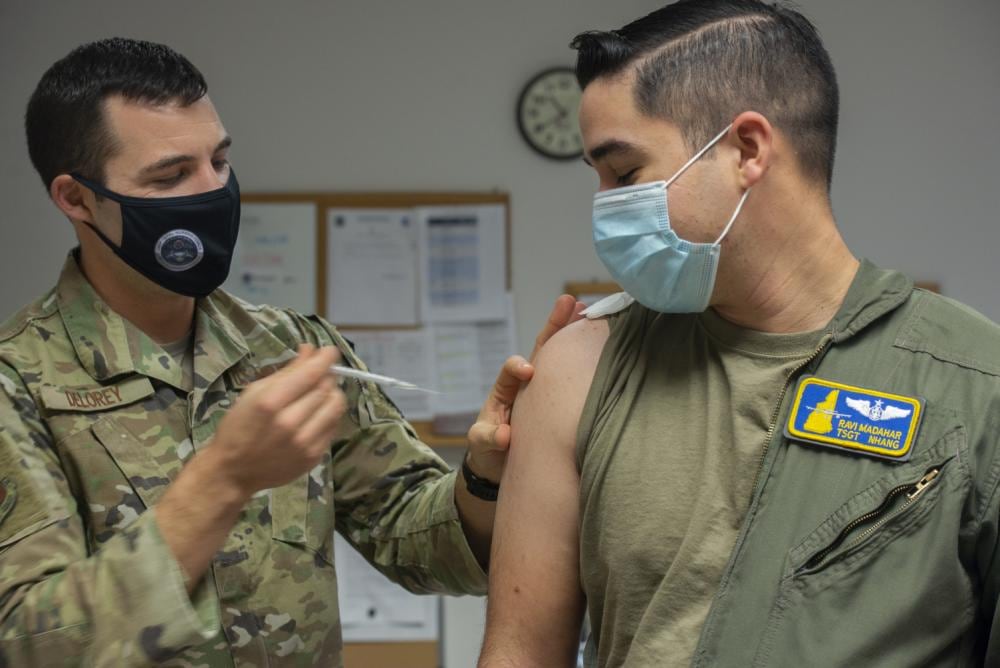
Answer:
[
  {"left": 418, "top": 205, "right": 507, "bottom": 322},
  {"left": 335, "top": 534, "right": 440, "bottom": 642},
  {"left": 430, "top": 297, "right": 517, "bottom": 415},
  {"left": 327, "top": 209, "right": 419, "bottom": 326},
  {"left": 341, "top": 329, "right": 435, "bottom": 420},
  {"left": 223, "top": 203, "right": 317, "bottom": 312}
]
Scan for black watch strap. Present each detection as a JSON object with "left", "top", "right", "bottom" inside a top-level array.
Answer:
[{"left": 462, "top": 455, "right": 500, "bottom": 502}]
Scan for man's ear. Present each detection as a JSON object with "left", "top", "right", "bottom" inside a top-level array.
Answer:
[
  {"left": 730, "top": 111, "right": 773, "bottom": 189},
  {"left": 50, "top": 174, "right": 97, "bottom": 225},
  {"left": 51, "top": 174, "right": 124, "bottom": 245}
]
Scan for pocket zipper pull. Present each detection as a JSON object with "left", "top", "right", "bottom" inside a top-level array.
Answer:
[
  {"left": 907, "top": 468, "right": 941, "bottom": 501},
  {"left": 798, "top": 465, "right": 945, "bottom": 574}
]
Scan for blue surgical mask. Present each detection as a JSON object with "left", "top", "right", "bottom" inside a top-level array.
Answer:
[{"left": 592, "top": 125, "right": 751, "bottom": 314}]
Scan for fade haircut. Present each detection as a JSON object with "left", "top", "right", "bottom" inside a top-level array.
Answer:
[
  {"left": 25, "top": 37, "right": 208, "bottom": 190},
  {"left": 571, "top": 0, "right": 839, "bottom": 189}
]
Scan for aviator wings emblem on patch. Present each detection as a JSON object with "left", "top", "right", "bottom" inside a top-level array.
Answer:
[{"left": 844, "top": 397, "right": 912, "bottom": 422}]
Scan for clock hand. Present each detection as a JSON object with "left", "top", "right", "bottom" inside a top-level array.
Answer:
[
  {"left": 546, "top": 95, "right": 569, "bottom": 116},
  {"left": 532, "top": 116, "right": 562, "bottom": 132}
]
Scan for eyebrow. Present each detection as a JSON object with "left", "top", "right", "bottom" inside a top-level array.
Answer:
[
  {"left": 138, "top": 136, "right": 233, "bottom": 176},
  {"left": 583, "top": 139, "right": 642, "bottom": 166}
]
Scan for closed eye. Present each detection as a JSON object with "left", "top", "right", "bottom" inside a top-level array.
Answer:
[
  {"left": 616, "top": 169, "right": 639, "bottom": 186},
  {"left": 153, "top": 171, "right": 185, "bottom": 187}
]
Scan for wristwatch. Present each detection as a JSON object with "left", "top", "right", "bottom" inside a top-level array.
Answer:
[{"left": 462, "top": 455, "right": 500, "bottom": 502}]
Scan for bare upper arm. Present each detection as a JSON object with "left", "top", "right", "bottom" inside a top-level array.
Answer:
[{"left": 479, "top": 317, "right": 609, "bottom": 667}]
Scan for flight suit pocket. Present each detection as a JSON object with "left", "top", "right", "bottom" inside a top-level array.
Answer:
[
  {"left": 788, "top": 462, "right": 951, "bottom": 581},
  {"left": 753, "top": 427, "right": 974, "bottom": 667}
]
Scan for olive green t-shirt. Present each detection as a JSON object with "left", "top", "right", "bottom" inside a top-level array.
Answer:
[{"left": 576, "top": 304, "right": 824, "bottom": 667}]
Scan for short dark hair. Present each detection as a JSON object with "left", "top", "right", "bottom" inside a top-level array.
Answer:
[
  {"left": 25, "top": 37, "right": 208, "bottom": 190},
  {"left": 571, "top": 0, "right": 839, "bottom": 188}
]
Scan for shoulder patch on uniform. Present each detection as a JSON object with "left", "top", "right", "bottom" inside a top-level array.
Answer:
[
  {"left": 0, "top": 478, "right": 16, "bottom": 525},
  {"left": 785, "top": 376, "right": 924, "bottom": 462}
]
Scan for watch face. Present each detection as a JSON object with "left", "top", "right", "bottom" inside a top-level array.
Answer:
[{"left": 517, "top": 67, "right": 584, "bottom": 161}]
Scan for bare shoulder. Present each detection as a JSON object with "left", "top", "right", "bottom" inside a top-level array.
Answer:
[
  {"left": 531, "top": 317, "right": 610, "bottom": 382},
  {"left": 513, "top": 317, "right": 610, "bottom": 451}
]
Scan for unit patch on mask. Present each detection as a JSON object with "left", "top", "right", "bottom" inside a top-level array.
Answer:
[
  {"left": 155, "top": 229, "right": 204, "bottom": 271},
  {"left": 785, "top": 376, "right": 924, "bottom": 461}
]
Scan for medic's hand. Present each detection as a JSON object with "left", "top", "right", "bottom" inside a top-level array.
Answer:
[
  {"left": 464, "top": 295, "right": 586, "bottom": 483},
  {"left": 208, "top": 344, "right": 346, "bottom": 497}
]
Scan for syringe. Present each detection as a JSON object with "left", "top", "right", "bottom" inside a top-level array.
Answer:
[{"left": 330, "top": 364, "right": 440, "bottom": 394}]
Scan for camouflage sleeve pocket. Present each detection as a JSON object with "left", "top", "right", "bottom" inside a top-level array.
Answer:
[
  {"left": 0, "top": 456, "right": 61, "bottom": 550},
  {"left": 0, "top": 369, "right": 71, "bottom": 548},
  {"left": 0, "top": 423, "right": 60, "bottom": 549}
]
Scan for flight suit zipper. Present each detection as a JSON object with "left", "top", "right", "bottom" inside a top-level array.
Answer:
[
  {"left": 796, "top": 465, "right": 943, "bottom": 573},
  {"left": 692, "top": 334, "right": 833, "bottom": 666},
  {"left": 747, "top": 334, "right": 834, "bottom": 505}
]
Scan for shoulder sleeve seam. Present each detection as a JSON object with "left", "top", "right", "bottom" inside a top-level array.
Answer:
[
  {"left": 892, "top": 342, "right": 1000, "bottom": 378},
  {"left": 893, "top": 291, "right": 1000, "bottom": 377}
]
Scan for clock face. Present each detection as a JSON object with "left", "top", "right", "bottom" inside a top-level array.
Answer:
[{"left": 517, "top": 67, "right": 584, "bottom": 161}]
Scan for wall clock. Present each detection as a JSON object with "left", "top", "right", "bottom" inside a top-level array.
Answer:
[{"left": 516, "top": 67, "right": 584, "bottom": 161}]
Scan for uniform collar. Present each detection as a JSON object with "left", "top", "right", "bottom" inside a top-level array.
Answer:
[
  {"left": 826, "top": 258, "right": 914, "bottom": 343},
  {"left": 56, "top": 251, "right": 249, "bottom": 389},
  {"left": 192, "top": 291, "right": 255, "bottom": 394},
  {"left": 58, "top": 252, "right": 138, "bottom": 382}
]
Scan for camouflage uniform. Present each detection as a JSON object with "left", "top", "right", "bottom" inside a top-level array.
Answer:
[{"left": 0, "top": 253, "right": 487, "bottom": 667}]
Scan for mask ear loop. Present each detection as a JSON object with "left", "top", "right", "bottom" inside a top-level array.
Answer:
[
  {"left": 70, "top": 176, "right": 127, "bottom": 250},
  {"left": 664, "top": 124, "right": 734, "bottom": 188},
  {"left": 713, "top": 187, "right": 752, "bottom": 246}
]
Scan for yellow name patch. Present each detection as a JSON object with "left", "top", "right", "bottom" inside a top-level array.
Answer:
[{"left": 785, "top": 376, "right": 924, "bottom": 461}]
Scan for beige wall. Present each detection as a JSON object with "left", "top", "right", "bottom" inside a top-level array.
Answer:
[
  {"left": 5, "top": 0, "right": 999, "bottom": 350},
  {"left": 0, "top": 0, "right": 664, "bottom": 354},
  {"left": 2, "top": 1, "right": 999, "bottom": 347}
]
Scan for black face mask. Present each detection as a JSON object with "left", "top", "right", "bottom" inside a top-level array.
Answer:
[{"left": 71, "top": 170, "right": 241, "bottom": 298}]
